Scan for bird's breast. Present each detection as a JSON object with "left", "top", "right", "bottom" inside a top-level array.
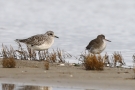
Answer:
[
  {"left": 29, "top": 39, "right": 54, "bottom": 51},
  {"left": 99, "top": 40, "right": 107, "bottom": 51}
]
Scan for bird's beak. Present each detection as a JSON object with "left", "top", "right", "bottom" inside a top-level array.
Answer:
[
  {"left": 105, "top": 39, "right": 111, "bottom": 42},
  {"left": 54, "top": 36, "right": 59, "bottom": 38}
]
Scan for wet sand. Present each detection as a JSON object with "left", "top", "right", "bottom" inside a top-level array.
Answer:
[{"left": 0, "top": 59, "right": 135, "bottom": 90}]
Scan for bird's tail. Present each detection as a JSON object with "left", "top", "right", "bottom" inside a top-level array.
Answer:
[
  {"left": 86, "top": 45, "right": 90, "bottom": 50},
  {"left": 15, "top": 39, "right": 26, "bottom": 43},
  {"left": 15, "top": 39, "right": 20, "bottom": 43}
]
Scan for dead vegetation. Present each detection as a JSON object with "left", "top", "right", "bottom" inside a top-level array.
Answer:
[
  {"left": 111, "top": 52, "right": 125, "bottom": 67},
  {"left": 0, "top": 44, "right": 72, "bottom": 65},
  {"left": 79, "top": 51, "right": 126, "bottom": 70},
  {"left": 0, "top": 43, "right": 127, "bottom": 70},
  {"left": 1, "top": 44, "right": 16, "bottom": 68},
  {"left": 2, "top": 57, "right": 16, "bottom": 68},
  {"left": 102, "top": 53, "right": 110, "bottom": 66},
  {"left": 79, "top": 53, "right": 104, "bottom": 70},
  {"left": 44, "top": 60, "right": 49, "bottom": 70},
  {"left": 1, "top": 44, "right": 17, "bottom": 59},
  {"left": 132, "top": 54, "right": 135, "bottom": 79},
  {"left": 102, "top": 52, "right": 125, "bottom": 67}
]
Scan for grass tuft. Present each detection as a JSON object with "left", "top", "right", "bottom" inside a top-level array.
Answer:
[
  {"left": 112, "top": 52, "right": 125, "bottom": 67},
  {"left": 44, "top": 60, "right": 49, "bottom": 70},
  {"left": 2, "top": 57, "right": 16, "bottom": 68},
  {"left": 80, "top": 53, "right": 104, "bottom": 70}
]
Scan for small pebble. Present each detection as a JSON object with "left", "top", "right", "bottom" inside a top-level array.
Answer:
[
  {"left": 70, "top": 75, "right": 73, "bottom": 77},
  {"left": 59, "top": 64, "right": 65, "bottom": 66}
]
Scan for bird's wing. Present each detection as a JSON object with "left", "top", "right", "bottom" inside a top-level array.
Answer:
[
  {"left": 86, "top": 39, "right": 99, "bottom": 50},
  {"left": 22, "top": 34, "right": 47, "bottom": 46}
]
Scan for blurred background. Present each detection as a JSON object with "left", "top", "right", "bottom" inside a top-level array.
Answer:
[{"left": 0, "top": 0, "right": 135, "bottom": 65}]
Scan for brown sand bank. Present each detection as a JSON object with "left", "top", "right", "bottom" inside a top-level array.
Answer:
[{"left": 0, "top": 59, "right": 135, "bottom": 90}]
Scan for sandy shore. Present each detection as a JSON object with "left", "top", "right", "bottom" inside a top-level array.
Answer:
[{"left": 0, "top": 59, "right": 135, "bottom": 90}]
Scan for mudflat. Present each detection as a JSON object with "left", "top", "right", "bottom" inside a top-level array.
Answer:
[{"left": 0, "top": 59, "right": 134, "bottom": 90}]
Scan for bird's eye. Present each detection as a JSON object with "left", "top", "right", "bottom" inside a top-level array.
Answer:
[{"left": 50, "top": 33, "right": 52, "bottom": 35}]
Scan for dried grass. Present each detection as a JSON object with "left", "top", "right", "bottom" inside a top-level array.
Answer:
[
  {"left": 55, "top": 48, "right": 72, "bottom": 63},
  {"left": 1, "top": 44, "right": 16, "bottom": 58},
  {"left": 80, "top": 53, "right": 104, "bottom": 70},
  {"left": 132, "top": 54, "right": 135, "bottom": 79},
  {"left": 48, "top": 50, "right": 57, "bottom": 62},
  {"left": 2, "top": 57, "right": 16, "bottom": 68},
  {"left": 132, "top": 54, "right": 135, "bottom": 63},
  {"left": 1, "top": 44, "right": 16, "bottom": 68},
  {"left": 44, "top": 60, "right": 49, "bottom": 70},
  {"left": 1, "top": 43, "right": 71, "bottom": 63},
  {"left": 112, "top": 52, "right": 125, "bottom": 67}
]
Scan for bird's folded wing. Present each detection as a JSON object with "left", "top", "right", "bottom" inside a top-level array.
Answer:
[{"left": 25, "top": 34, "right": 47, "bottom": 46}]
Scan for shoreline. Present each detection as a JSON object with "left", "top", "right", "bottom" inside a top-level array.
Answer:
[{"left": 0, "top": 59, "right": 135, "bottom": 90}]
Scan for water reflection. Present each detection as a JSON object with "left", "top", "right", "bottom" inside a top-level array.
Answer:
[
  {"left": 18, "top": 86, "right": 52, "bottom": 90},
  {"left": 2, "top": 84, "right": 15, "bottom": 90},
  {"left": 1, "top": 83, "right": 84, "bottom": 90},
  {"left": 2, "top": 84, "right": 52, "bottom": 90}
]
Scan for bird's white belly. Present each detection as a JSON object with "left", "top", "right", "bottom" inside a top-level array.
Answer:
[
  {"left": 91, "top": 40, "right": 107, "bottom": 54},
  {"left": 28, "top": 40, "right": 54, "bottom": 51},
  {"left": 99, "top": 40, "right": 106, "bottom": 52}
]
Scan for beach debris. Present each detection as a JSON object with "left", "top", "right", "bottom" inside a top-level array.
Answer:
[
  {"left": 58, "top": 63, "right": 65, "bottom": 66},
  {"left": 69, "top": 63, "right": 81, "bottom": 66}
]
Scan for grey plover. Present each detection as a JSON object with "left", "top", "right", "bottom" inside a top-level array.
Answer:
[
  {"left": 15, "top": 31, "right": 59, "bottom": 51},
  {"left": 86, "top": 34, "right": 111, "bottom": 54}
]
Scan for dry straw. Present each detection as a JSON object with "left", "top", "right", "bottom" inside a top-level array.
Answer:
[
  {"left": 2, "top": 57, "right": 16, "bottom": 68},
  {"left": 44, "top": 60, "right": 49, "bottom": 70},
  {"left": 111, "top": 51, "right": 125, "bottom": 67},
  {"left": 132, "top": 54, "right": 135, "bottom": 79},
  {"left": 80, "top": 52, "right": 104, "bottom": 70},
  {"left": 1, "top": 44, "right": 16, "bottom": 68}
]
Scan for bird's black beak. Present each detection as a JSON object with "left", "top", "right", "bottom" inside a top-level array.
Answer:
[
  {"left": 105, "top": 39, "right": 111, "bottom": 42},
  {"left": 54, "top": 36, "right": 59, "bottom": 38}
]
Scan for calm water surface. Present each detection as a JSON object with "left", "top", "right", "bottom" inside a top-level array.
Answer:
[
  {"left": 0, "top": 83, "right": 131, "bottom": 90},
  {"left": 0, "top": 83, "right": 86, "bottom": 90},
  {"left": 0, "top": 0, "right": 135, "bottom": 65}
]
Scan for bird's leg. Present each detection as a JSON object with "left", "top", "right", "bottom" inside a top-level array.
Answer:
[
  {"left": 45, "top": 49, "right": 49, "bottom": 61},
  {"left": 27, "top": 45, "right": 34, "bottom": 60},
  {"left": 46, "top": 49, "right": 49, "bottom": 54},
  {"left": 30, "top": 49, "right": 36, "bottom": 60},
  {"left": 33, "top": 51, "right": 36, "bottom": 60},
  {"left": 29, "top": 49, "right": 32, "bottom": 60},
  {"left": 38, "top": 51, "right": 41, "bottom": 60}
]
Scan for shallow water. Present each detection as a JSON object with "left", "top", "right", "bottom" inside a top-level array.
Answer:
[
  {"left": 0, "top": 83, "right": 131, "bottom": 90},
  {"left": 0, "top": 0, "right": 135, "bottom": 65},
  {"left": 0, "top": 83, "right": 93, "bottom": 90}
]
